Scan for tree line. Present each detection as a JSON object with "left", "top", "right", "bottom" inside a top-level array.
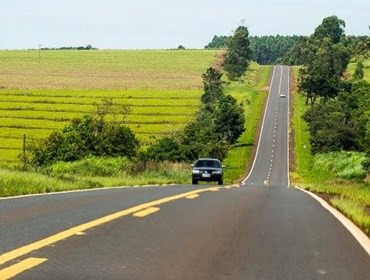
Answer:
[
  {"left": 295, "top": 16, "right": 369, "bottom": 171},
  {"left": 205, "top": 31, "right": 369, "bottom": 66},
  {"left": 40, "top": 45, "right": 97, "bottom": 50},
  {"left": 206, "top": 34, "right": 300, "bottom": 64}
]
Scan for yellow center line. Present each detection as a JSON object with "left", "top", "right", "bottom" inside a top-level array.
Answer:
[
  {"left": 185, "top": 194, "right": 199, "bottom": 199},
  {"left": 0, "top": 186, "right": 220, "bottom": 266},
  {"left": 0, "top": 258, "right": 47, "bottom": 280},
  {"left": 133, "top": 207, "right": 160, "bottom": 217}
]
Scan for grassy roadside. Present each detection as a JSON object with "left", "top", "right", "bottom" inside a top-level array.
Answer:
[
  {"left": 0, "top": 157, "right": 189, "bottom": 197},
  {"left": 291, "top": 67, "right": 370, "bottom": 236}
]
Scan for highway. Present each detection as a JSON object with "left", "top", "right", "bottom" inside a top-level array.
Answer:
[{"left": 0, "top": 66, "right": 369, "bottom": 279}]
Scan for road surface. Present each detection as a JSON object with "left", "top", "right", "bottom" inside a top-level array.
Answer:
[{"left": 0, "top": 66, "right": 369, "bottom": 279}]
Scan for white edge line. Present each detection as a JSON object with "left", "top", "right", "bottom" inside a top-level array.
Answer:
[
  {"left": 0, "top": 184, "right": 177, "bottom": 201},
  {"left": 242, "top": 65, "right": 276, "bottom": 185},
  {"left": 286, "top": 66, "right": 290, "bottom": 188},
  {"left": 297, "top": 187, "right": 370, "bottom": 257}
]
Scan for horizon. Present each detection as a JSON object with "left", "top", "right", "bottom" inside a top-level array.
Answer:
[{"left": 0, "top": 0, "right": 369, "bottom": 50}]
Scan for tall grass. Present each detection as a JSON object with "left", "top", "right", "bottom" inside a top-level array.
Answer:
[
  {"left": 313, "top": 152, "right": 367, "bottom": 180},
  {"left": 331, "top": 198, "right": 370, "bottom": 235},
  {"left": 0, "top": 157, "right": 191, "bottom": 197},
  {"left": 0, "top": 169, "right": 94, "bottom": 197}
]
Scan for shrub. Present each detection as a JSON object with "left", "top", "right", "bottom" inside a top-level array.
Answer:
[
  {"left": 146, "top": 137, "right": 186, "bottom": 162},
  {"left": 30, "top": 114, "right": 139, "bottom": 166},
  {"left": 313, "top": 151, "right": 367, "bottom": 179},
  {"left": 48, "top": 156, "right": 131, "bottom": 177}
]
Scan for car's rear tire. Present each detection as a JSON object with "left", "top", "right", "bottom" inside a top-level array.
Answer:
[
  {"left": 218, "top": 180, "right": 223, "bottom": 185},
  {"left": 192, "top": 179, "right": 198, "bottom": 185}
]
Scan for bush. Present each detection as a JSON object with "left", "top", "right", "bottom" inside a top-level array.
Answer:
[
  {"left": 313, "top": 151, "right": 367, "bottom": 179},
  {"left": 30, "top": 114, "right": 139, "bottom": 166},
  {"left": 48, "top": 156, "right": 131, "bottom": 177},
  {"left": 146, "top": 137, "right": 186, "bottom": 162}
]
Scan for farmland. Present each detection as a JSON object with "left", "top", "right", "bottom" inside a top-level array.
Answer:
[{"left": 0, "top": 50, "right": 217, "bottom": 164}]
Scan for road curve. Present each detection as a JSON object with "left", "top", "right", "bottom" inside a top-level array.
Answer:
[{"left": 0, "top": 66, "right": 369, "bottom": 279}]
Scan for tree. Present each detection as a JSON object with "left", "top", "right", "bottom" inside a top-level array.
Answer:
[
  {"left": 298, "top": 17, "right": 350, "bottom": 104},
  {"left": 223, "top": 26, "right": 252, "bottom": 80},
  {"left": 353, "top": 61, "right": 364, "bottom": 80},
  {"left": 201, "top": 67, "right": 224, "bottom": 105},
  {"left": 303, "top": 101, "right": 358, "bottom": 153},
  {"left": 205, "top": 35, "right": 228, "bottom": 49},
  {"left": 313, "top": 15, "right": 345, "bottom": 44},
  {"left": 214, "top": 95, "right": 245, "bottom": 144},
  {"left": 146, "top": 137, "right": 185, "bottom": 162}
]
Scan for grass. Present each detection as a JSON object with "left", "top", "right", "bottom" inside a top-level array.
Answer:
[
  {"left": 331, "top": 198, "right": 370, "bottom": 235},
  {"left": 347, "top": 59, "right": 370, "bottom": 82},
  {"left": 224, "top": 63, "right": 272, "bottom": 182},
  {"left": 0, "top": 157, "right": 191, "bottom": 197},
  {"left": 291, "top": 66, "right": 370, "bottom": 235}
]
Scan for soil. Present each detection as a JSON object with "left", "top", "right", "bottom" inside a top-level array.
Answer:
[{"left": 213, "top": 52, "right": 226, "bottom": 71}]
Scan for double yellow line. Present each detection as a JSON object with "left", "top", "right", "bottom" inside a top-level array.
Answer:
[{"left": 0, "top": 186, "right": 234, "bottom": 279}]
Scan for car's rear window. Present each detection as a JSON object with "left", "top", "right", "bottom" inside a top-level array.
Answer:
[{"left": 195, "top": 160, "right": 221, "bottom": 168}]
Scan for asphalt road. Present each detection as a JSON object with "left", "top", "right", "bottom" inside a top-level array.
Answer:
[{"left": 0, "top": 66, "right": 369, "bottom": 279}]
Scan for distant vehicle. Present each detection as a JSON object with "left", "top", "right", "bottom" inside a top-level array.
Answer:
[
  {"left": 191, "top": 158, "right": 224, "bottom": 185},
  {"left": 280, "top": 91, "right": 286, "bottom": 98}
]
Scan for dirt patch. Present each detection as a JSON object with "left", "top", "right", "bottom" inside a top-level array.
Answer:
[
  {"left": 213, "top": 52, "right": 226, "bottom": 71},
  {"left": 261, "top": 86, "right": 270, "bottom": 92}
]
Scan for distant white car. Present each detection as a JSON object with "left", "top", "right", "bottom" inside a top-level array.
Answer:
[{"left": 280, "top": 91, "right": 286, "bottom": 98}]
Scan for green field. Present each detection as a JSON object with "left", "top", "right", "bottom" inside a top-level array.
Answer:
[
  {"left": 0, "top": 50, "right": 218, "bottom": 164},
  {"left": 348, "top": 59, "right": 370, "bottom": 82}
]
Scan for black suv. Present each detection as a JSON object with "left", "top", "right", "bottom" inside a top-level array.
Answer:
[{"left": 191, "top": 158, "right": 224, "bottom": 185}]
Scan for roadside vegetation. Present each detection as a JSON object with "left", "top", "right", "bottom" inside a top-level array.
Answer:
[
  {"left": 0, "top": 25, "right": 270, "bottom": 196},
  {"left": 290, "top": 16, "right": 370, "bottom": 235}
]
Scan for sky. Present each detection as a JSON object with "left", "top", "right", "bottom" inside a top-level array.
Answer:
[{"left": 0, "top": 0, "right": 369, "bottom": 49}]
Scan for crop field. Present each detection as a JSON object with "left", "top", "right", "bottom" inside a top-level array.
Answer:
[
  {"left": 0, "top": 50, "right": 217, "bottom": 164},
  {"left": 0, "top": 50, "right": 217, "bottom": 89}
]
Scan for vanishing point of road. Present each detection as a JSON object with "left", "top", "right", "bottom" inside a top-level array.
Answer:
[{"left": 0, "top": 66, "right": 369, "bottom": 279}]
